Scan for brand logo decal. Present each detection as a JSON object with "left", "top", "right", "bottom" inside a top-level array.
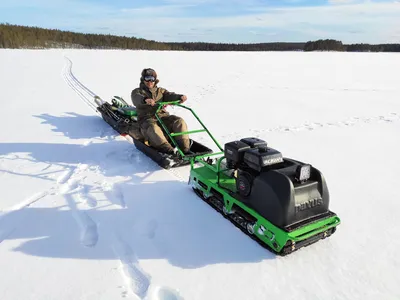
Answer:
[{"left": 295, "top": 198, "right": 323, "bottom": 213}]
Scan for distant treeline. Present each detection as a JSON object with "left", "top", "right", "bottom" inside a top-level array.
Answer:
[
  {"left": 1, "top": 23, "right": 399, "bottom": 52},
  {"left": 304, "top": 39, "right": 400, "bottom": 52}
]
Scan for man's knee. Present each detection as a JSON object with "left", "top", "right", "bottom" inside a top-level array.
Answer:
[
  {"left": 176, "top": 116, "right": 187, "bottom": 126},
  {"left": 140, "top": 119, "right": 171, "bottom": 149},
  {"left": 165, "top": 116, "right": 190, "bottom": 152},
  {"left": 141, "top": 119, "right": 157, "bottom": 130},
  {"left": 169, "top": 115, "right": 188, "bottom": 131}
]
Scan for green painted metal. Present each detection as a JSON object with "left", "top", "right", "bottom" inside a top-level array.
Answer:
[
  {"left": 120, "top": 107, "right": 137, "bottom": 117},
  {"left": 190, "top": 164, "right": 341, "bottom": 253},
  {"left": 170, "top": 129, "right": 206, "bottom": 136},
  {"left": 155, "top": 101, "right": 223, "bottom": 159},
  {"left": 151, "top": 101, "right": 340, "bottom": 253}
]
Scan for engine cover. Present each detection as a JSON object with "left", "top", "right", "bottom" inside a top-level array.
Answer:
[
  {"left": 224, "top": 140, "right": 251, "bottom": 167},
  {"left": 240, "top": 137, "right": 268, "bottom": 150},
  {"left": 243, "top": 160, "right": 330, "bottom": 229},
  {"left": 243, "top": 147, "right": 283, "bottom": 172}
]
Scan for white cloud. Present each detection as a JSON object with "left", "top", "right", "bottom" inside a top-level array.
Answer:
[
  {"left": 0, "top": 0, "right": 112, "bottom": 16},
  {"left": 328, "top": 0, "right": 359, "bottom": 4},
  {"left": 155, "top": 2, "right": 397, "bottom": 42},
  {"left": 120, "top": 4, "right": 196, "bottom": 16},
  {"left": 1, "top": 0, "right": 399, "bottom": 43}
]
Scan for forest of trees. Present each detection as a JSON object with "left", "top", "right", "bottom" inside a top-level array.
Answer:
[
  {"left": 304, "top": 39, "right": 400, "bottom": 52},
  {"left": 1, "top": 23, "right": 399, "bottom": 52}
]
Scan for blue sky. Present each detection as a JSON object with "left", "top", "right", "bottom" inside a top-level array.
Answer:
[{"left": 1, "top": 0, "right": 399, "bottom": 43}]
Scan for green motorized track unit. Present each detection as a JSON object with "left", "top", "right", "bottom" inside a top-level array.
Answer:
[
  {"left": 189, "top": 158, "right": 340, "bottom": 255},
  {"left": 96, "top": 98, "right": 341, "bottom": 256},
  {"left": 154, "top": 101, "right": 341, "bottom": 255}
]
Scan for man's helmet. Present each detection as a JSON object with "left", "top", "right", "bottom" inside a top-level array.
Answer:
[{"left": 141, "top": 68, "right": 157, "bottom": 82}]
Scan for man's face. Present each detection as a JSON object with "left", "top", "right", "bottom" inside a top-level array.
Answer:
[{"left": 144, "top": 76, "right": 155, "bottom": 88}]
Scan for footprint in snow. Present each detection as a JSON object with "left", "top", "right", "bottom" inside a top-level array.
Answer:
[
  {"left": 82, "top": 140, "right": 92, "bottom": 147},
  {"left": 59, "top": 178, "right": 81, "bottom": 195},
  {"left": 121, "top": 290, "right": 128, "bottom": 298},
  {"left": 57, "top": 168, "right": 74, "bottom": 184},
  {"left": 78, "top": 191, "right": 97, "bottom": 208},
  {"left": 379, "top": 115, "right": 393, "bottom": 122},
  {"left": 103, "top": 182, "right": 126, "bottom": 208},
  {"left": 112, "top": 236, "right": 151, "bottom": 298},
  {"left": 302, "top": 124, "right": 315, "bottom": 131},
  {"left": 76, "top": 184, "right": 97, "bottom": 207},
  {"left": 146, "top": 220, "right": 158, "bottom": 239},
  {"left": 77, "top": 163, "right": 89, "bottom": 172},
  {"left": 79, "top": 211, "right": 99, "bottom": 248},
  {"left": 145, "top": 286, "right": 184, "bottom": 300},
  {"left": 364, "top": 118, "right": 372, "bottom": 123},
  {"left": 99, "top": 127, "right": 115, "bottom": 138},
  {"left": 64, "top": 194, "right": 99, "bottom": 247}
]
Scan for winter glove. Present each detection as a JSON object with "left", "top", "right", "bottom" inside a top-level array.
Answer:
[
  {"left": 180, "top": 95, "right": 187, "bottom": 103},
  {"left": 145, "top": 98, "right": 156, "bottom": 106}
]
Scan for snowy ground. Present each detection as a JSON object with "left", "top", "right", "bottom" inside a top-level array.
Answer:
[{"left": 0, "top": 49, "right": 400, "bottom": 300}]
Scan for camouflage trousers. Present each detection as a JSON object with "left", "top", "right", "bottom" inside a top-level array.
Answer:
[{"left": 134, "top": 115, "right": 190, "bottom": 154}]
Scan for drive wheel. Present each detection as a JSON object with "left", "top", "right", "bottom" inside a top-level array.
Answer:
[
  {"left": 236, "top": 171, "right": 253, "bottom": 197},
  {"left": 222, "top": 206, "right": 229, "bottom": 215},
  {"left": 247, "top": 222, "right": 255, "bottom": 235}
]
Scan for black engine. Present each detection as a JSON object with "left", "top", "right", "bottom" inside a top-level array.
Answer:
[{"left": 224, "top": 138, "right": 331, "bottom": 229}]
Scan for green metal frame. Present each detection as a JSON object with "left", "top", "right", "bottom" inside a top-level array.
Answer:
[
  {"left": 154, "top": 101, "right": 241, "bottom": 183},
  {"left": 155, "top": 101, "right": 224, "bottom": 160}
]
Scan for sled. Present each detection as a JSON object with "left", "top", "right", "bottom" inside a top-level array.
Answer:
[{"left": 95, "top": 96, "right": 216, "bottom": 169}]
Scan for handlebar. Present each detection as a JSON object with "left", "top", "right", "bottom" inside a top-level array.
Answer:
[
  {"left": 155, "top": 100, "right": 181, "bottom": 106},
  {"left": 152, "top": 100, "right": 224, "bottom": 154}
]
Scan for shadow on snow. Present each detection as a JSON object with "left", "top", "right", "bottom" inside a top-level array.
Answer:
[{"left": 0, "top": 112, "right": 276, "bottom": 268}]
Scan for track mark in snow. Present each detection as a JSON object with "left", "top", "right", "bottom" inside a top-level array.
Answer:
[
  {"left": 110, "top": 228, "right": 183, "bottom": 300},
  {"left": 65, "top": 194, "right": 98, "bottom": 247},
  {"left": 63, "top": 57, "right": 184, "bottom": 299},
  {"left": 57, "top": 165, "right": 99, "bottom": 247},
  {"left": 77, "top": 163, "right": 89, "bottom": 171},
  {"left": 40, "top": 163, "right": 53, "bottom": 172},
  {"left": 0, "top": 191, "right": 49, "bottom": 219},
  {"left": 59, "top": 178, "right": 81, "bottom": 194},
  {"left": 58, "top": 165, "right": 89, "bottom": 195},
  {"left": 62, "top": 56, "right": 98, "bottom": 113},
  {"left": 57, "top": 168, "right": 74, "bottom": 184},
  {"left": 146, "top": 220, "right": 158, "bottom": 240},
  {"left": 103, "top": 182, "right": 126, "bottom": 208},
  {"left": 78, "top": 188, "right": 97, "bottom": 208},
  {"left": 0, "top": 190, "right": 50, "bottom": 244},
  {"left": 78, "top": 211, "right": 99, "bottom": 247},
  {"left": 379, "top": 114, "right": 398, "bottom": 122},
  {"left": 100, "top": 127, "right": 116, "bottom": 138},
  {"left": 113, "top": 185, "right": 126, "bottom": 208},
  {"left": 70, "top": 203, "right": 98, "bottom": 247},
  {"left": 224, "top": 112, "right": 400, "bottom": 139},
  {"left": 0, "top": 227, "right": 16, "bottom": 244},
  {"left": 112, "top": 236, "right": 151, "bottom": 299},
  {"left": 146, "top": 286, "right": 183, "bottom": 300}
]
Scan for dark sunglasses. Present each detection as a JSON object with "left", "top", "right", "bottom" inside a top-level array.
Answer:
[{"left": 144, "top": 76, "right": 156, "bottom": 82}]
